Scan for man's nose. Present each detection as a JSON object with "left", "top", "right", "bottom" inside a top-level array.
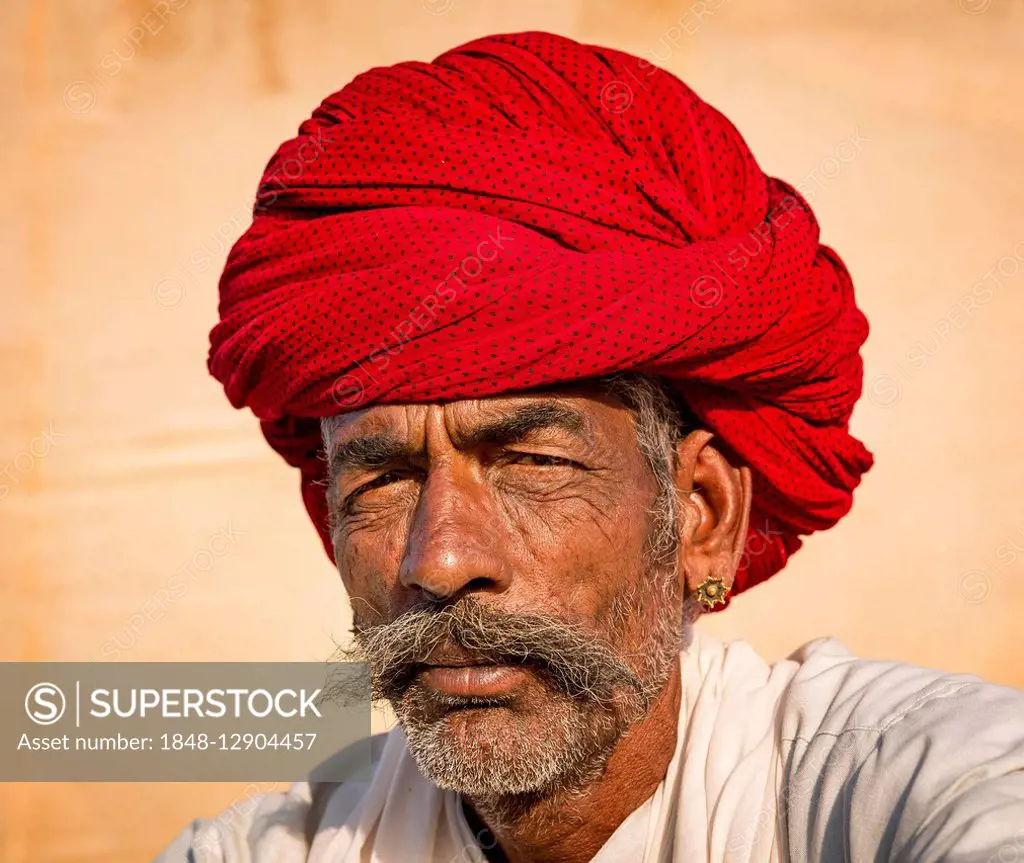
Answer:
[{"left": 398, "top": 470, "right": 511, "bottom": 602}]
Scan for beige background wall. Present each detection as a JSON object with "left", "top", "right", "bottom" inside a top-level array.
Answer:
[{"left": 1, "top": 0, "right": 1022, "bottom": 859}]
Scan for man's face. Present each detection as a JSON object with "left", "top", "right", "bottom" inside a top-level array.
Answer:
[{"left": 323, "top": 383, "right": 686, "bottom": 800}]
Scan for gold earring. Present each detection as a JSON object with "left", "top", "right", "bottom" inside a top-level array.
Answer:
[{"left": 695, "top": 575, "right": 729, "bottom": 610}]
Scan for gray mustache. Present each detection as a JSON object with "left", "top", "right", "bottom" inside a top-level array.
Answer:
[{"left": 343, "top": 597, "right": 645, "bottom": 705}]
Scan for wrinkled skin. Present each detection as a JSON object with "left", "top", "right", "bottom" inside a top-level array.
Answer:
[{"left": 324, "top": 381, "right": 752, "bottom": 863}]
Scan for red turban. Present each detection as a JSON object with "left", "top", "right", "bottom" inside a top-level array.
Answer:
[{"left": 209, "top": 31, "right": 872, "bottom": 604}]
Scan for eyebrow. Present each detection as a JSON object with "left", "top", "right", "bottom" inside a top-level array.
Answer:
[
  {"left": 456, "top": 401, "right": 592, "bottom": 450},
  {"left": 326, "top": 401, "right": 592, "bottom": 478},
  {"left": 327, "top": 431, "right": 410, "bottom": 478}
]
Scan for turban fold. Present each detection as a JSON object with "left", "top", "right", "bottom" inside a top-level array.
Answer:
[{"left": 209, "top": 31, "right": 872, "bottom": 604}]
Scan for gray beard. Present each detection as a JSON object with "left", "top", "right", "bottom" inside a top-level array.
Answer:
[
  {"left": 372, "top": 568, "right": 687, "bottom": 813},
  {"left": 396, "top": 671, "right": 629, "bottom": 801}
]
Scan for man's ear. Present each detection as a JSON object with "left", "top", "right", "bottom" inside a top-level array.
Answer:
[{"left": 672, "top": 430, "right": 753, "bottom": 597}]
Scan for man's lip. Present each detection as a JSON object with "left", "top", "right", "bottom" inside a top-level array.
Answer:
[{"left": 417, "top": 664, "right": 530, "bottom": 697}]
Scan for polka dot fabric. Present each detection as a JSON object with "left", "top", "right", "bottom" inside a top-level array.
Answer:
[{"left": 209, "top": 31, "right": 873, "bottom": 604}]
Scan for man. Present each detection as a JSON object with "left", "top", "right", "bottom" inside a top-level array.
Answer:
[{"left": 158, "top": 31, "right": 1024, "bottom": 863}]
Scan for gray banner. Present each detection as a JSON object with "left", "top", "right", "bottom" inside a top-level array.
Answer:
[{"left": 2, "top": 662, "right": 372, "bottom": 781}]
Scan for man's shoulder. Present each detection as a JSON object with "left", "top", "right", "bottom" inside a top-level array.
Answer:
[
  {"left": 778, "top": 637, "right": 1023, "bottom": 741},
  {"left": 694, "top": 629, "right": 1023, "bottom": 746},
  {"left": 152, "top": 731, "right": 392, "bottom": 862},
  {"left": 773, "top": 641, "right": 1024, "bottom": 861}
]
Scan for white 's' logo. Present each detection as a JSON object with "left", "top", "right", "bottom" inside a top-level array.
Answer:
[{"left": 25, "top": 682, "right": 66, "bottom": 725}]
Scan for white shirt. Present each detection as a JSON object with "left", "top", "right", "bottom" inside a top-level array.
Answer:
[{"left": 155, "top": 632, "right": 1024, "bottom": 862}]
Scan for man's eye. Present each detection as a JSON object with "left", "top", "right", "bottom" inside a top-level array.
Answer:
[
  {"left": 347, "top": 470, "right": 409, "bottom": 503},
  {"left": 507, "top": 453, "right": 577, "bottom": 468}
]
